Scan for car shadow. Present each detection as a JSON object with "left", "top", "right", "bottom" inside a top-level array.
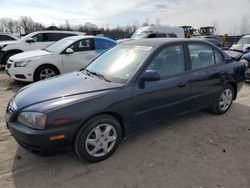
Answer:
[{"left": 9, "top": 101, "right": 250, "bottom": 188}]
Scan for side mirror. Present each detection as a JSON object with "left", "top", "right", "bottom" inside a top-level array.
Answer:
[
  {"left": 26, "top": 38, "right": 35, "bottom": 43},
  {"left": 65, "top": 48, "right": 74, "bottom": 54},
  {"left": 141, "top": 70, "right": 160, "bottom": 82}
]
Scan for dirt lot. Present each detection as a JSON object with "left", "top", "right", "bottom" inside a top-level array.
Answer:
[{"left": 0, "top": 70, "right": 250, "bottom": 188}]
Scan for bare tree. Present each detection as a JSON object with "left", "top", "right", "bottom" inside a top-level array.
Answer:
[
  {"left": 19, "top": 16, "right": 44, "bottom": 34},
  {"left": 212, "top": 20, "right": 218, "bottom": 34},
  {"left": 65, "top": 20, "right": 71, "bottom": 30},
  {"left": 240, "top": 15, "right": 248, "bottom": 35},
  {"left": 142, "top": 18, "right": 150, "bottom": 26},
  {"left": 155, "top": 18, "right": 161, "bottom": 26}
]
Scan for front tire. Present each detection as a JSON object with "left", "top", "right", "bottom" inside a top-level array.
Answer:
[
  {"left": 74, "top": 115, "right": 122, "bottom": 162},
  {"left": 34, "top": 65, "right": 59, "bottom": 81},
  {"left": 210, "top": 85, "right": 234, "bottom": 114}
]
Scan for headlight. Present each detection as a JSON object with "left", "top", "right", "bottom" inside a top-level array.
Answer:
[
  {"left": 17, "top": 112, "right": 47, "bottom": 129},
  {"left": 241, "top": 59, "right": 249, "bottom": 67},
  {"left": 14, "top": 60, "right": 31, "bottom": 67}
]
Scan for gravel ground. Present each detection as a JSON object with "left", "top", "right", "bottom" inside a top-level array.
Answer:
[{"left": 0, "top": 70, "right": 250, "bottom": 188}]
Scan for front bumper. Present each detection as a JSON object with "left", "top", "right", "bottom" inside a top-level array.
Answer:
[
  {"left": 7, "top": 121, "right": 78, "bottom": 153},
  {"left": 5, "top": 62, "right": 34, "bottom": 82}
]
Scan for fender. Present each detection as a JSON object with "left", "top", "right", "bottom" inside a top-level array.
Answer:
[{"left": 1, "top": 49, "right": 23, "bottom": 65}]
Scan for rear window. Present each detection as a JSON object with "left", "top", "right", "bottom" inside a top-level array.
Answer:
[{"left": 0, "top": 35, "right": 16, "bottom": 41}]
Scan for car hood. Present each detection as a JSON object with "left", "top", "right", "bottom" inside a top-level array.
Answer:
[
  {"left": 224, "top": 50, "right": 243, "bottom": 61},
  {"left": 9, "top": 50, "right": 51, "bottom": 61},
  {"left": 14, "top": 72, "right": 123, "bottom": 110},
  {"left": 231, "top": 44, "right": 250, "bottom": 51}
]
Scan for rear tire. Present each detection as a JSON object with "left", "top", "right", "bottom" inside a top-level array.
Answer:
[
  {"left": 74, "top": 114, "right": 122, "bottom": 162},
  {"left": 34, "top": 65, "right": 59, "bottom": 82},
  {"left": 210, "top": 84, "right": 234, "bottom": 115}
]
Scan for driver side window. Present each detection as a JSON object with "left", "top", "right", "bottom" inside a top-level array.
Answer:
[
  {"left": 70, "top": 39, "right": 94, "bottom": 52},
  {"left": 31, "top": 33, "right": 49, "bottom": 42},
  {"left": 147, "top": 45, "right": 185, "bottom": 78}
]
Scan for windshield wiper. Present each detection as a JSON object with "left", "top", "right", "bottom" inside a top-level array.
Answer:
[{"left": 84, "top": 69, "right": 111, "bottom": 82}]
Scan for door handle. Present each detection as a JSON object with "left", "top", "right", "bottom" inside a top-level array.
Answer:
[{"left": 178, "top": 81, "right": 188, "bottom": 88}]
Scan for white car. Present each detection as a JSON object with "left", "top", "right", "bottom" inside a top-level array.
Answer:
[
  {"left": 0, "top": 30, "right": 85, "bottom": 66},
  {"left": 5, "top": 36, "right": 116, "bottom": 82},
  {"left": 0, "top": 33, "right": 20, "bottom": 42},
  {"left": 230, "top": 34, "right": 250, "bottom": 52}
]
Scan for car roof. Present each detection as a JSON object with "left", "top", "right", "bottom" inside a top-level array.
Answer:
[
  {"left": 64, "top": 35, "right": 117, "bottom": 43},
  {"left": 120, "top": 38, "right": 212, "bottom": 47},
  {"left": 29, "top": 30, "right": 86, "bottom": 35},
  {"left": 0, "top": 32, "right": 20, "bottom": 39}
]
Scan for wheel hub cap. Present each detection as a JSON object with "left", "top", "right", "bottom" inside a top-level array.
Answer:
[
  {"left": 85, "top": 124, "right": 117, "bottom": 157},
  {"left": 219, "top": 88, "right": 233, "bottom": 111},
  {"left": 40, "top": 68, "right": 56, "bottom": 80}
]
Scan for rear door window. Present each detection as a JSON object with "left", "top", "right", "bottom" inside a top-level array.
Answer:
[{"left": 188, "top": 44, "right": 224, "bottom": 70}]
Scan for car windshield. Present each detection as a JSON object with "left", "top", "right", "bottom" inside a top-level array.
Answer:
[
  {"left": 237, "top": 37, "right": 250, "bottom": 45},
  {"left": 44, "top": 38, "right": 76, "bottom": 53},
  {"left": 131, "top": 31, "right": 149, "bottom": 39},
  {"left": 85, "top": 44, "right": 153, "bottom": 83}
]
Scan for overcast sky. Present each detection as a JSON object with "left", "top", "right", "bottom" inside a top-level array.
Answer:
[{"left": 0, "top": 0, "right": 250, "bottom": 34}]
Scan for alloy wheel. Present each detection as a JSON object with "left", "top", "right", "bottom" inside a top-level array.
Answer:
[{"left": 39, "top": 68, "right": 56, "bottom": 80}]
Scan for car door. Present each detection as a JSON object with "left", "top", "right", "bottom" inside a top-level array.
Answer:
[
  {"left": 62, "top": 38, "right": 96, "bottom": 73},
  {"left": 187, "top": 42, "right": 227, "bottom": 111},
  {"left": 133, "top": 44, "right": 191, "bottom": 129}
]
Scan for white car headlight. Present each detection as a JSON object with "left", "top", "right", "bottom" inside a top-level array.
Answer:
[
  {"left": 17, "top": 112, "right": 47, "bottom": 129},
  {"left": 14, "top": 60, "right": 31, "bottom": 67}
]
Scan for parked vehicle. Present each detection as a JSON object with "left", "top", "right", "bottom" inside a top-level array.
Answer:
[
  {"left": 0, "top": 33, "right": 20, "bottom": 42},
  {"left": 0, "top": 30, "right": 85, "bottom": 65},
  {"left": 131, "top": 26, "right": 185, "bottom": 39},
  {"left": 5, "top": 36, "right": 116, "bottom": 82},
  {"left": 203, "top": 38, "right": 223, "bottom": 48},
  {"left": 230, "top": 34, "right": 250, "bottom": 52},
  {"left": 117, "top": 26, "right": 185, "bottom": 43},
  {"left": 241, "top": 52, "right": 250, "bottom": 81},
  {"left": 5, "top": 39, "right": 245, "bottom": 162}
]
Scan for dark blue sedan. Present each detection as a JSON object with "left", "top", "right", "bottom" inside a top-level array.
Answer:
[{"left": 5, "top": 39, "right": 245, "bottom": 162}]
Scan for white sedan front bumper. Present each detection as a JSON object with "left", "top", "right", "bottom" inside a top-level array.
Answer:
[{"left": 5, "top": 62, "right": 34, "bottom": 82}]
